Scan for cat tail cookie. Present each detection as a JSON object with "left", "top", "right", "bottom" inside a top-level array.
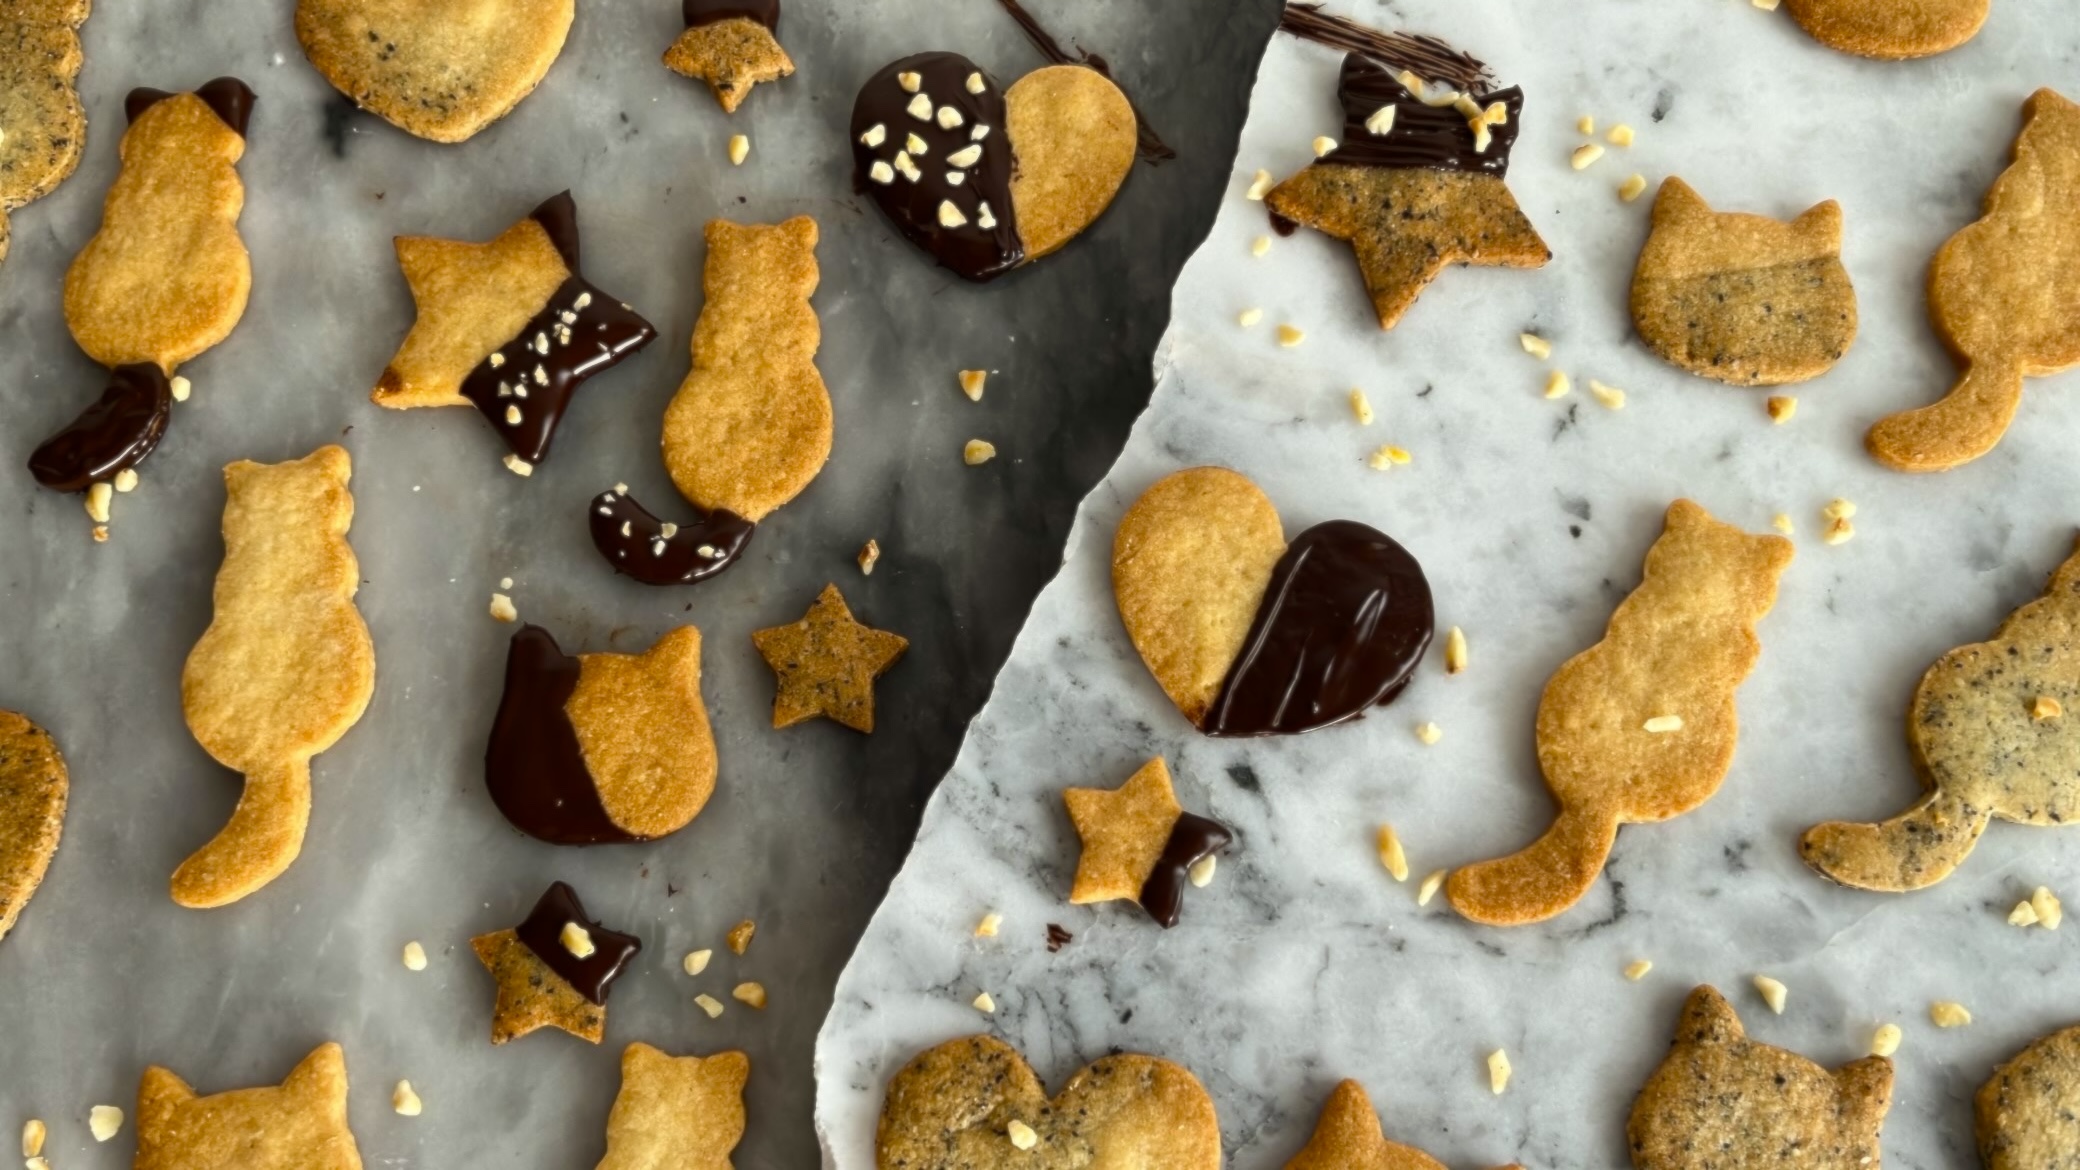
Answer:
[
  {"left": 1445, "top": 804, "right": 1619, "bottom": 928},
  {"left": 1799, "top": 788, "right": 1989, "bottom": 893}
]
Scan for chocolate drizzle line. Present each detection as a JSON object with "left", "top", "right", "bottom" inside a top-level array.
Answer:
[
  {"left": 851, "top": 53, "right": 1024, "bottom": 282},
  {"left": 457, "top": 193, "right": 657, "bottom": 466},
  {"left": 588, "top": 487, "right": 754, "bottom": 586},
  {"left": 484, "top": 626, "right": 639, "bottom": 845},
  {"left": 992, "top": 0, "right": 1174, "bottom": 163},
  {"left": 1137, "top": 813, "right": 1232, "bottom": 928},
  {"left": 1322, "top": 56, "right": 1523, "bottom": 177},
  {"left": 513, "top": 882, "right": 641, "bottom": 1006},
  {"left": 28, "top": 365, "right": 172, "bottom": 492},
  {"left": 1204, "top": 520, "right": 1435, "bottom": 738},
  {"left": 125, "top": 77, "right": 255, "bottom": 137},
  {"left": 1045, "top": 923, "right": 1072, "bottom": 952},
  {"left": 683, "top": 0, "right": 779, "bottom": 32},
  {"left": 1279, "top": 3, "right": 1492, "bottom": 92}
]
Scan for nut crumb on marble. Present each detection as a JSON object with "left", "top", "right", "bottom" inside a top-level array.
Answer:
[
  {"left": 1544, "top": 369, "right": 1572, "bottom": 399},
  {"left": 1520, "top": 332, "right": 1553, "bottom": 360},
  {"left": 403, "top": 940, "right": 428, "bottom": 971},
  {"left": 1250, "top": 235, "right": 1272, "bottom": 257},
  {"left": 22, "top": 1119, "right": 45, "bottom": 1158},
  {"left": 1752, "top": 974, "right": 1788, "bottom": 1014},
  {"left": 974, "top": 911, "right": 1002, "bottom": 938},
  {"left": 683, "top": 949, "right": 713, "bottom": 975},
  {"left": 1445, "top": 626, "right": 1469, "bottom": 674},
  {"left": 1773, "top": 513, "right": 1795, "bottom": 536},
  {"left": 114, "top": 468, "right": 139, "bottom": 493},
  {"left": 1237, "top": 308, "right": 1263, "bottom": 328},
  {"left": 695, "top": 993, "right": 725, "bottom": 1018},
  {"left": 1607, "top": 123, "right": 1635, "bottom": 146},
  {"left": 1823, "top": 498, "right": 1856, "bottom": 521},
  {"left": 1377, "top": 824, "right": 1409, "bottom": 882},
  {"left": 1417, "top": 868, "right": 1446, "bottom": 906},
  {"left": 727, "top": 134, "right": 749, "bottom": 166},
  {"left": 2032, "top": 885, "right": 2063, "bottom": 928},
  {"left": 170, "top": 375, "right": 192, "bottom": 402},
  {"left": 726, "top": 919, "right": 756, "bottom": 955},
  {"left": 89, "top": 1105, "right": 122, "bottom": 1142},
  {"left": 1870, "top": 1023, "right": 1902, "bottom": 1057},
  {"left": 1644, "top": 715, "right": 1684, "bottom": 733},
  {"left": 1312, "top": 135, "right": 1338, "bottom": 157},
  {"left": 1007, "top": 1120, "right": 1039, "bottom": 1151},
  {"left": 1571, "top": 143, "right": 1605, "bottom": 170},
  {"left": 392, "top": 1081, "right": 422, "bottom": 1117},
  {"left": 1930, "top": 1001, "right": 1972, "bottom": 1027},
  {"left": 1824, "top": 517, "right": 1855, "bottom": 546},
  {"left": 1276, "top": 324, "right": 1305, "bottom": 347},
  {"left": 897, "top": 71, "right": 921, "bottom": 92},
  {"left": 561, "top": 922, "right": 595, "bottom": 959},
  {"left": 1487, "top": 1049, "right": 1511, "bottom": 1094},
  {"left": 1752, "top": 0, "right": 1781, "bottom": 9},
  {"left": 91, "top": 524, "right": 109, "bottom": 543},
  {"left": 489, "top": 593, "right": 518, "bottom": 623},
  {"left": 85, "top": 481, "right": 112, "bottom": 524},
  {"left": 502, "top": 454, "right": 534, "bottom": 477},
  {"left": 1619, "top": 173, "right": 1648, "bottom": 202},
  {"left": 1768, "top": 395, "right": 1798, "bottom": 423},
  {"left": 1577, "top": 115, "right": 1596, "bottom": 135},
  {"left": 2033, "top": 696, "right": 2063, "bottom": 722},
  {"left": 1589, "top": 380, "right": 1626, "bottom": 410},
  {"left": 972, "top": 991, "right": 996, "bottom": 1013},
  {"left": 1624, "top": 959, "right": 1653, "bottom": 981},
  {"left": 1245, "top": 169, "right": 1273, "bottom": 200},
  {"left": 958, "top": 369, "right": 987, "bottom": 401},
  {"left": 2009, "top": 900, "right": 2040, "bottom": 927},
  {"left": 1187, "top": 853, "right": 1217, "bottom": 888},
  {"left": 27, "top": 1157, "right": 48, "bottom": 1170},
  {"left": 1349, "top": 388, "right": 1375, "bottom": 425},
  {"left": 858, "top": 539, "right": 881, "bottom": 576},
  {"left": 1415, "top": 721, "right": 1443, "bottom": 745},
  {"left": 732, "top": 981, "right": 767, "bottom": 1009},
  {"left": 963, "top": 439, "right": 997, "bottom": 465}
]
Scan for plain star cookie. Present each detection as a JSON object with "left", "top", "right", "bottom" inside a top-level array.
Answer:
[
  {"left": 1801, "top": 538, "right": 2080, "bottom": 891},
  {"left": 295, "top": 0, "right": 573, "bottom": 142},
  {"left": 1629, "top": 987, "right": 1892, "bottom": 1170},
  {"left": 1867, "top": 89, "right": 2080, "bottom": 472},
  {"left": 1977, "top": 1023, "right": 2080, "bottom": 1170},
  {"left": 473, "top": 882, "right": 640, "bottom": 1045},
  {"left": 751, "top": 584, "right": 907, "bottom": 733},
  {"left": 1447, "top": 501, "right": 1792, "bottom": 927},
  {"left": 1064, "top": 757, "right": 1232, "bottom": 928},
  {"left": 484, "top": 624, "right": 718, "bottom": 845},
  {"left": 0, "top": 0, "right": 90, "bottom": 267},
  {"left": 876, "top": 1034, "right": 1220, "bottom": 1170},
  {"left": 1285, "top": 1080, "right": 1523, "bottom": 1170},
  {"left": 1782, "top": 0, "right": 1989, "bottom": 59},
  {"left": 175, "top": 446, "right": 374, "bottom": 909},
  {"left": 0, "top": 711, "right": 66, "bottom": 942},
  {"left": 595, "top": 1042, "right": 748, "bottom": 1170},
  {"left": 135, "top": 1043, "right": 364, "bottom": 1170},
  {"left": 663, "top": 0, "right": 792, "bottom": 113}
]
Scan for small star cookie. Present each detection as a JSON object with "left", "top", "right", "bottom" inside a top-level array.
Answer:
[
  {"left": 472, "top": 882, "right": 641, "bottom": 1045},
  {"left": 134, "top": 1043, "right": 364, "bottom": 1170},
  {"left": 0, "top": 710, "right": 67, "bottom": 942},
  {"left": 751, "top": 584, "right": 907, "bottom": 733},
  {"left": 1064, "top": 757, "right": 1231, "bottom": 928},
  {"left": 1286, "top": 1080, "right": 1523, "bottom": 1170},
  {"left": 663, "top": 0, "right": 793, "bottom": 114},
  {"left": 596, "top": 1042, "right": 749, "bottom": 1170}
]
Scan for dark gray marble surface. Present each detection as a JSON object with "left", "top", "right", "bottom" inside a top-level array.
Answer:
[{"left": 0, "top": 0, "right": 1278, "bottom": 1164}]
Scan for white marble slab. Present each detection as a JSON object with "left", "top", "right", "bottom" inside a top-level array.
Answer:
[{"left": 816, "top": 2, "right": 2080, "bottom": 1165}]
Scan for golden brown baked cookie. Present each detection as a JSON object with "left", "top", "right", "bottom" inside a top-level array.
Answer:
[
  {"left": 1286, "top": 1080, "right": 1523, "bottom": 1170},
  {"left": 875, "top": 1034, "right": 1221, "bottom": 1170},
  {"left": 0, "top": 710, "right": 66, "bottom": 942},
  {"left": 1448, "top": 501, "right": 1792, "bottom": 926},
  {"left": 1629, "top": 987, "right": 1891, "bottom": 1170},
  {"left": 1631, "top": 177, "right": 1856, "bottom": 386},
  {"left": 596, "top": 1042, "right": 748, "bottom": 1170},
  {"left": 663, "top": 2, "right": 792, "bottom": 113},
  {"left": 1978, "top": 1022, "right": 2080, "bottom": 1170},
  {"left": 1783, "top": 0, "right": 1989, "bottom": 59},
  {"left": 175, "top": 446, "right": 374, "bottom": 909},
  {"left": 1802, "top": 538, "right": 2080, "bottom": 891},
  {"left": 1867, "top": 89, "right": 2080, "bottom": 472},
  {"left": 136, "top": 1043, "right": 364, "bottom": 1170},
  {"left": 1004, "top": 65, "right": 1138, "bottom": 262},
  {"left": 473, "top": 882, "right": 640, "bottom": 1045},
  {"left": 0, "top": 0, "right": 90, "bottom": 266},
  {"left": 295, "top": 0, "right": 574, "bottom": 143},
  {"left": 1064, "top": 757, "right": 1230, "bottom": 928},
  {"left": 751, "top": 584, "right": 907, "bottom": 733}
]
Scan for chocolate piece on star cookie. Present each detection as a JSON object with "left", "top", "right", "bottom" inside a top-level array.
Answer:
[{"left": 1064, "top": 757, "right": 1232, "bottom": 929}]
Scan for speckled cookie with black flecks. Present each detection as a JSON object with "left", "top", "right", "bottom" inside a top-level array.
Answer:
[{"left": 1978, "top": 1022, "right": 2080, "bottom": 1170}]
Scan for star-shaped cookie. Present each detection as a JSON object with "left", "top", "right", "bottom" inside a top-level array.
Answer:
[
  {"left": 1064, "top": 757, "right": 1231, "bottom": 927},
  {"left": 1286, "top": 1080, "right": 1518, "bottom": 1170},
  {"left": 663, "top": 0, "right": 793, "bottom": 113},
  {"left": 135, "top": 1043, "right": 363, "bottom": 1170},
  {"left": 751, "top": 583, "right": 907, "bottom": 733},
  {"left": 472, "top": 882, "right": 641, "bottom": 1045},
  {"left": 596, "top": 1042, "right": 749, "bottom": 1170}
]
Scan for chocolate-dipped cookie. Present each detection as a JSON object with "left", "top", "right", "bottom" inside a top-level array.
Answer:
[
  {"left": 471, "top": 881, "right": 640, "bottom": 1044},
  {"left": 663, "top": 0, "right": 792, "bottom": 112}
]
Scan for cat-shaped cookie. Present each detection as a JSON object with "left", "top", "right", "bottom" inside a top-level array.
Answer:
[
  {"left": 136, "top": 1043, "right": 364, "bottom": 1170},
  {"left": 1631, "top": 178, "right": 1856, "bottom": 386},
  {"left": 0, "top": 0, "right": 90, "bottom": 267},
  {"left": 1802, "top": 538, "right": 2080, "bottom": 891},
  {"left": 1448, "top": 501, "right": 1793, "bottom": 926}
]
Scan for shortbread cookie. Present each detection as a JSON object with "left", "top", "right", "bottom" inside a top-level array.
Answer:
[
  {"left": 876, "top": 1034, "right": 1221, "bottom": 1170},
  {"left": 1631, "top": 178, "right": 1856, "bottom": 386},
  {"left": 473, "top": 881, "right": 640, "bottom": 1045},
  {"left": 589, "top": 486, "right": 755, "bottom": 585},
  {"left": 136, "top": 1043, "right": 364, "bottom": 1170},
  {"left": 751, "top": 584, "right": 907, "bottom": 733},
  {"left": 660, "top": 217, "right": 829, "bottom": 530},
  {"left": 596, "top": 1042, "right": 748, "bottom": 1170},
  {"left": 175, "top": 446, "right": 374, "bottom": 909},
  {"left": 1113, "top": 467, "right": 1433, "bottom": 736},
  {"left": 1802, "top": 539, "right": 2080, "bottom": 891},
  {"left": 0, "top": 711, "right": 66, "bottom": 942},
  {"left": 1264, "top": 40, "right": 1548, "bottom": 330},
  {"left": 1978, "top": 1022, "right": 2080, "bottom": 1170},
  {"left": 663, "top": 0, "right": 791, "bottom": 113},
  {"left": 1065, "top": 757, "right": 1231, "bottom": 928},
  {"left": 1286, "top": 1080, "right": 1522, "bottom": 1170},
  {"left": 850, "top": 55, "right": 1135, "bottom": 279},
  {"left": 295, "top": 0, "right": 573, "bottom": 142},
  {"left": 0, "top": 0, "right": 90, "bottom": 266},
  {"left": 1783, "top": 0, "right": 1989, "bottom": 59},
  {"left": 1448, "top": 501, "right": 1792, "bottom": 926},
  {"left": 1630, "top": 987, "right": 1891, "bottom": 1170},
  {"left": 485, "top": 625, "right": 717, "bottom": 845},
  {"left": 376, "top": 191, "right": 656, "bottom": 473},
  {"left": 1867, "top": 89, "right": 2080, "bottom": 472}
]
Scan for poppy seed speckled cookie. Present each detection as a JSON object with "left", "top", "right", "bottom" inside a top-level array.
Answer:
[
  {"left": 0, "top": 0, "right": 90, "bottom": 267},
  {"left": 295, "top": 0, "right": 572, "bottom": 143},
  {"left": 1977, "top": 1022, "right": 2080, "bottom": 1170}
]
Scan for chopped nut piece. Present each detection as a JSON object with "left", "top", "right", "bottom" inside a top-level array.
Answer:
[
  {"left": 403, "top": 940, "right": 428, "bottom": 971},
  {"left": 489, "top": 593, "right": 518, "bottom": 623},
  {"left": 726, "top": 919, "right": 756, "bottom": 955},
  {"left": 728, "top": 134, "right": 749, "bottom": 165},
  {"left": 560, "top": 922, "right": 595, "bottom": 959},
  {"left": 973, "top": 991, "right": 996, "bottom": 1013},
  {"left": 1577, "top": 115, "right": 1596, "bottom": 135},
  {"left": 1244, "top": 169, "right": 1273, "bottom": 200},
  {"left": 1347, "top": 389, "right": 1374, "bottom": 425},
  {"left": 1624, "top": 959, "right": 1653, "bottom": 982},
  {"left": 963, "top": 439, "right": 996, "bottom": 465},
  {"left": 1607, "top": 123, "right": 1635, "bottom": 147},
  {"left": 1870, "top": 1023, "right": 1902, "bottom": 1057},
  {"left": 1487, "top": 1050, "right": 1511, "bottom": 1095},
  {"left": 1752, "top": 0, "right": 1780, "bottom": 10},
  {"left": 2010, "top": 900, "right": 2041, "bottom": 927},
  {"left": 1376, "top": 824, "right": 1409, "bottom": 882},
  {"left": 694, "top": 993, "right": 725, "bottom": 1018},
  {"left": 85, "top": 480, "right": 112, "bottom": 523},
  {"left": 88, "top": 1105, "right": 123, "bottom": 1142},
  {"left": 1823, "top": 498, "right": 1856, "bottom": 521},
  {"left": 958, "top": 369, "right": 987, "bottom": 401},
  {"left": 1571, "top": 143, "right": 1606, "bottom": 170},
  {"left": 936, "top": 105, "right": 964, "bottom": 130},
  {"left": 1237, "top": 307, "right": 1263, "bottom": 328},
  {"left": 27, "top": 1157, "right": 48, "bottom": 1170},
  {"left": 1445, "top": 626, "right": 1468, "bottom": 674},
  {"left": 1644, "top": 715, "right": 1684, "bottom": 733},
  {"left": 1007, "top": 1120, "right": 1039, "bottom": 1151},
  {"left": 904, "top": 130, "right": 927, "bottom": 153},
  {"left": 502, "top": 454, "right": 533, "bottom": 477},
  {"left": 683, "top": 949, "right": 713, "bottom": 975},
  {"left": 1367, "top": 446, "right": 1397, "bottom": 471},
  {"left": 2033, "top": 695, "right": 2064, "bottom": 721},
  {"left": 1543, "top": 369, "right": 1572, "bottom": 399},
  {"left": 1276, "top": 324, "right": 1305, "bottom": 347},
  {"left": 1752, "top": 974, "right": 1788, "bottom": 1014},
  {"left": 897, "top": 70, "right": 921, "bottom": 92},
  {"left": 974, "top": 911, "right": 1002, "bottom": 938},
  {"left": 906, "top": 93, "right": 932, "bottom": 120},
  {"left": 1312, "top": 135, "right": 1338, "bottom": 157},
  {"left": 1931, "top": 1001, "right": 1972, "bottom": 1028},
  {"left": 392, "top": 1081, "right": 422, "bottom": 1117},
  {"left": 947, "top": 144, "right": 982, "bottom": 168},
  {"left": 114, "top": 468, "right": 139, "bottom": 493},
  {"left": 1589, "top": 380, "right": 1626, "bottom": 410},
  {"left": 1364, "top": 106, "right": 1396, "bottom": 135},
  {"left": 937, "top": 200, "right": 967, "bottom": 229},
  {"left": 1416, "top": 869, "right": 1446, "bottom": 906},
  {"left": 22, "top": 1119, "right": 46, "bottom": 1159},
  {"left": 858, "top": 540, "right": 881, "bottom": 576},
  {"left": 1619, "top": 173, "right": 1648, "bottom": 202},
  {"left": 504, "top": 404, "right": 522, "bottom": 426},
  {"left": 2033, "top": 885, "right": 2064, "bottom": 929},
  {"left": 1415, "top": 721, "right": 1443, "bottom": 745},
  {"left": 170, "top": 375, "right": 192, "bottom": 402},
  {"left": 1766, "top": 395, "right": 1798, "bottom": 424},
  {"left": 1823, "top": 517, "right": 1855, "bottom": 546},
  {"left": 732, "top": 981, "right": 767, "bottom": 1009},
  {"left": 1250, "top": 235, "right": 1272, "bottom": 257},
  {"left": 965, "top": 72, "right": 985, "bottom": 94},
  {"left": 859, "top": 123, "right": 886, "bottom": 147},
  {"left": 1187, "top": 853, "right": 1217, "bottom": 888},
  {"left": 1519, "top": 332, "right": 1553, "bottom": 360},
  {"left": 1773, "top": 513, "right": 1794, "bottom": 536},
  {"left": 91, "top": 524, "right": 109, "bottom": 543}
]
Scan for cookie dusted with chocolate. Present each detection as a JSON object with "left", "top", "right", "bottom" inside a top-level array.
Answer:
[
  {"left": 850, "top": 52, "right": 1136, "bottom": 279},
  {"left": 472, "top": 881, "right": 640, "bottom": 1044},
  {"left": 374, "top": 192, "right": 656, "bottom": 475},
  {"left": 663, "top": 0, "right": 792, "bottom": 113},
  {"left": 1265, "top": 7, "right": 1548, "bottom": 330},
  {"left": 1064, "top": 757, "right": 1232, "bottom": 928}
]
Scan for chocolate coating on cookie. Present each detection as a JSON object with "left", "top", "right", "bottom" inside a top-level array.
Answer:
[
  {"left": 589, "top": 488, "right": 753, "bottom": 586},
  {"left": 124, "top": 77, "right": 255, "bottom": 137},
  {"left": 28, "top": 365, "right": 172, "bottom": 492},
  {"left": 1321, "top": 56, "right": 1522, "bottom": 177},
  {"left": 513, "top": 881, "right": 640, "bottom": 1005},
  {"left": 1204, "top": 520, "right": 1434, "bottom": 737},
  {"left": 485, "top": 626, "right": 637, "bottom": 845},
  {"left": 1138, "top": 812, "right": 1232, "bottom": 928},
  {"left": 684, "top": 0, "right": 778, "bottom": 31},
  {"left": 850, "top": 52, "right": 1023, "bottom": 281}
]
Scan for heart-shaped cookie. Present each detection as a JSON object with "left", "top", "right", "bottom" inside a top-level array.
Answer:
[
  {"left": 876, "top": 1034, "right": 1220, "bottom": 1169},
  {"left": 850, "top": 54, "right": 1135, "bottom": 280},
  {"left": 295, "top": 0, "right": 574, "bottom": 143},
  {"left": 1112, "top": 467, "right": 1434, "bottom": 737}
]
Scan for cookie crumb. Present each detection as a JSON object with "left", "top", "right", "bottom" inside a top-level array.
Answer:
[
  {"left": 1366, "top": 446, "right": 1397, "bottom": 471},
  {"left": 170, "top": 375, "right": 192, "bottom": 402},
  {"left": 1543, "top": 370, "right": 1572, "bottom": 399},
  {"left": 732, "top": 981, "right": 767, "bottom": 1009},
  {"left": 1245, "top": 169, "right": 1273, "bottom": 200},
  {"left": 488, "top": 593, "right": 518, "bottom": 623},
  {"left": 726, "top": 919, "right": 756, "bottom": 955},
  {"left": 1607, "top": 124, "right": 1635, "bottom": 147},
  {"left": 1417, "top": 868, "right": 1446, "bottom": 906},
  {"left": 85, "top": 481, "right": 112, "bottom": 524},
  {"left": 728, "top": 134, "right": 749, "bottom": 165},
  {"left": 27, "top": 1157, "right": 48, "bottom": 1170},
  {"left": 972, "top": 991, "right": 996, "bottom": 1013},
  {"left": 1589, "top": 380, "right": 1626, "bottom": 410},
  {"left": 1007, "top": 1120, "right": 1040, "bottom": 1151},
  {"left": 1237, "top": 308, "right": 1263, "bottom": 328},
  {"left": 1644, "top": 715, "right": 1684, "bottom": 733},
  {"left": 2009, "top": 899, "right": 2040, "bottom": 927},
  {"left": 1376, "top": 824, "right": 1410, "bottom": 882},
  {"left": 1276, "top": 324, "right": 1305, "bottom": 347},
  {"left": 1487, "top": 1049, "right": 1511, "bottom": 1094},
  {"left": 2032, "top": 885, "right": 2063, "bottom": 929},
  {"left": 1619, "top": 173, "right": 1648, "bottom": 202},
  {"left": 391, "top": 1081, "right": 422, "bottom": 1117},
  {"left": 963, "top": 439, "right": 997, "bottom": 465},
  {"left": 1870, "top": 1023, "right": 1902, "bottom": 1057},
  {"left": 502, "top": 454, "right": 534, "bottom": 477},
  {"left": 560, "top": 922, "right": 595, "bottom": 959},
  {"left": 1930, "top": 1001, "right": 1972, "bottom": 1028},
  {"left": 694, "top": 993, "right": 725, "bottom": 1018},
  {"left": 402, "top": 941, "right": 428, "bottom": 971},
  {"left": 1823, "top": 517, "right": 1855, "bottom": 546},
  {"left": 1185, "top": 852, "right": 1218, "bottom": 889},
  {"left": 974, "top": 911, "right": 1002, "bottom": 938},
  {"left": 1445, "top": 626, "right": 1469, "bottom": 674},
  {"left": 683, "top": 949, "right": 713, "bottom": 975},
  {"left": 2033, "top": 696, "right": 2063, "bottom": 721},
  {"left": 1773, "top": 513, "right": 1795, "bottom": 536},
  {"left": 1577, "top": 115, "right": 1596, "bottom": 135},
  {"left": 91, "top": 524, "right": 109, "bottom": 543},
  {"left": 500, "top": 575, "right": 515, "bottom": 589},
  {"left": 1767, "top": 395, "right": 1798, "bottom": 424},
  {"left": 1571, "top": 143, "right": 1606, "bottom": 170},
  {"left": 1251, "top": 235, "right": 1272, "bottom": 257},
  {"left": 1312, "top": 136, "right": 1338, "bottom": 157},
  {"left": 958, "top": 369, "right": 987, "bottom": 401},
  {"left": 858, "top": 539, "right": 881, "bottom": 575},
  {"left": 22, "top": 1119, "right": 46, "bottom": 1158},
  {"left": 1415, "top": 721, "right": 1443, "bottom": 745},
  {"left": 1519, "top": 332, "right": 1553, "bottom": 360},
  {"left": 114, "top": 468, "right": 140, "bottom": 493},
  {"left": 1624, "top": 959, "right": 1653, "bottom": 981},
  {"left": 1752, "top": 974, "right": 1788, "bottom": 1015},
  {"left": 1349, "top": 388, "right": 1374, "bottom": 425}
]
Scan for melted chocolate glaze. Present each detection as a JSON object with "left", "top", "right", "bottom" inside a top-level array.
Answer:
[
  {"left": 125, "top": 77, "right": 255, "bottom": 136},
  {"left": 1137, "top": 813, "right": 1232, "bottom": 928},
  {"left": 513, "top": 881, "right": 641, "bottom": 1005},
  {"left": 456, "top": 195, "right": 656, "bottom": 466},
  {"left": 589, "top": 488, "right": 754, "bottom": 586},
  {"left": 484, "top": 626, "right": 638, "bottom": 845},
  {"left": 1204, "top": 520, "right": 1435, "bottom": 737},
  {"left": 1045, "top": 923, "right": 1072, "bottom": 951},
  {"left": 850, "top": 52, "right": 1024, "bottom": 282},
  {"left": 1279, "top": 3, "right": 1492, "bottom": 92},
  {"left": 992, "top": 0, "right": 1174, "bottom": 162},
  {"left": 1322, "top": 56, "right": 1523, "bottom": 177},
  {"left": 28, "top": 365, "right": 172, "bottom": 492},
  {"left": 684, "top": 0, "right": 778, "bottom": 31}
]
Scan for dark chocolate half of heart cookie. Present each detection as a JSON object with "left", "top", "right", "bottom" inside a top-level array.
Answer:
[
  {"left": 1202, "top": 519, "right": 1434, "bottom": 737},
  {"left": 484, "top": 625, "right": 637, "bottom": 845},
  {"left": 850, "top": 52, "right": 1023, "bottom": 281},
  {"left": 588, "top": 486, "right": 753, "bottom": 585}
]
